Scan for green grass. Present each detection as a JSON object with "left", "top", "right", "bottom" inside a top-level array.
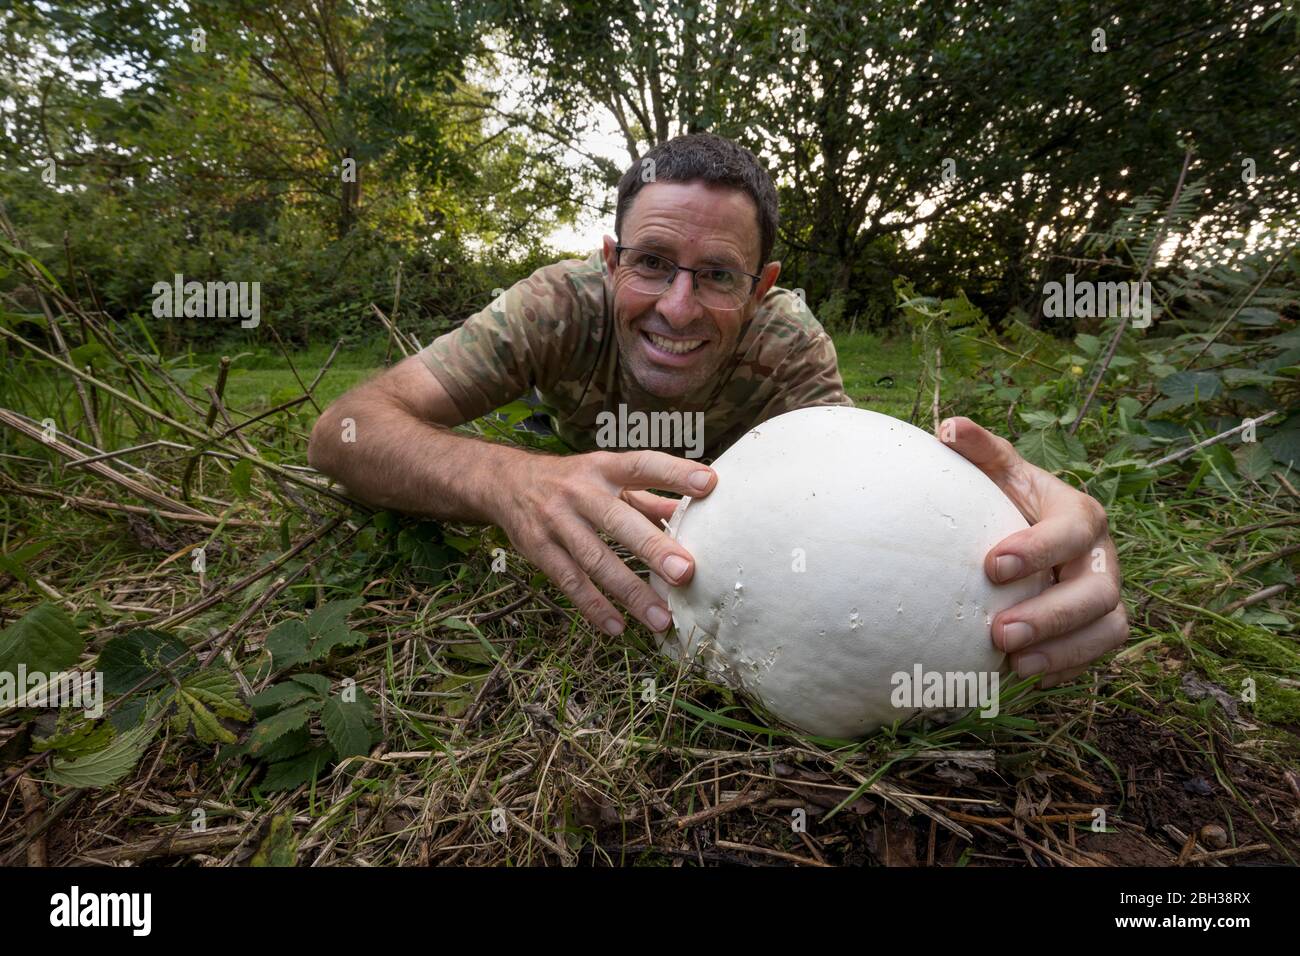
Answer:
[
  {"left": 184, "top": 331, "right": 922, "bottom": 421},
  {"left": 3, "top": 321, "right": 1297, "bottom": 868},
  {"left": 833, "top": 331, "right": 920, "bottom": 419}
]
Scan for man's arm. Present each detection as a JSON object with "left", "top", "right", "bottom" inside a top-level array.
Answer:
[
  {"left": 308, "top": 355, "right": 516, "bottom": 524},
  {"left": 307, "top": 355, "right": 717, "bottom": 637}
]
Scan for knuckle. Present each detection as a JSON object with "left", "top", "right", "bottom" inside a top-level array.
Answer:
[
  {"left": 1083, "top": 493, "right": 1109, "bottom": 535},
  {"left": 553, "top": 565, "right": 586, "bottom": 598}
]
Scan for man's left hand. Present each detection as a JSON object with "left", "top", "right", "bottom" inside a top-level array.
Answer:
[{"left": 940, "top": 417, "right": 1129, "bottom": 688}]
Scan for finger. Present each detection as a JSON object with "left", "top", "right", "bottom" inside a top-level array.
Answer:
[
  {"left": 598, "top": 449, "right": 716, "bottom": 497},
  {"left": 1008, "top": 604, "right": 1130, "bottom": 681},
  {"left": 591, "top": 495, "right": 696, "bottom": 587},
  {"left": 556, "top": 522, "right": 674, "bottom": 634},
  {"left": 1038, "top": 666, "right": 1091, "bottom": 690},
  {"left": 993, "top": 554, "right": 1121, "bottom": 652},
  {"left": 531, "top": 543, "right": 625, "bottom": 636},
  {"left": 937, "top": 416, "right": 1026, "bottom": 499},
  {"left": 620, "top": 488, "right": 680, "bottom": 527},
  {"left": 985, "top": 497, "right": 1110, "bottom": 585}
]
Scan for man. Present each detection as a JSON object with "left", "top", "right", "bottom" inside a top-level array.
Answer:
[{"left": 308, "top": 133, "right": 1128, "bottom": 689}]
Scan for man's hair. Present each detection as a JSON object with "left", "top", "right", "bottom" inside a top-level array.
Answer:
[{"left": 614, "top": 133, "right": 779, "bottom": 269}]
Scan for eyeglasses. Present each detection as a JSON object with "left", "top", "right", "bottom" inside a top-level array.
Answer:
[{"left": 614, "top": 244, "right": 761, "bottom": 311}]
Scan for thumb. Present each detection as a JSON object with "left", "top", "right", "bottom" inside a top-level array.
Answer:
[{"left": 937, "top": 416, "right": 1038, "bottom": 518}]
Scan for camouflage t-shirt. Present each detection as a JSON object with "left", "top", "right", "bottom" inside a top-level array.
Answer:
[{"left": 416, "top": 250, "right": 852, "bottom": 461}]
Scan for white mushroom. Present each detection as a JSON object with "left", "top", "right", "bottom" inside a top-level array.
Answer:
[{"left": 651, "top": 406, "right": 1049, "bottom": 739}]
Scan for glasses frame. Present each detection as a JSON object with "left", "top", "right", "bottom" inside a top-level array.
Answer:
[{"left": 614, "top": 244, "right": 762, "bottom": 311}]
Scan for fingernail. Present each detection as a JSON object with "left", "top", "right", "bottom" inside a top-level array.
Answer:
[
  {"left": 689, "top": 470, "right": 713, "bottom": 492},
  {"left": 647, "top": 605, "right": 671, "bottom": 631},
  {"left": 994, "top": 555, "right": 1024, "bottom": 582},
  {"left": 1002, "top": 621, "right": 1035, "bottom": 652},
  {"left": 663, "top": 554, "right": 690, "bottom": 582},
  {"left": 603, "top": 617, "right": 624, "bottom": 636},
  {"left": 1017, "top": 653, "right": 1047, "bottom": 676}
]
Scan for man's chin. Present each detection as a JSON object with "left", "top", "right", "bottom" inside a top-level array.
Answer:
[{"left": 627, "top": 361, "right": 705, "bottom": 400}]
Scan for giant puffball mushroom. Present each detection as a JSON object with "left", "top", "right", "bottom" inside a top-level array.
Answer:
[{"left": 651, "top": 406, "right": 1050, "bottom": 740}]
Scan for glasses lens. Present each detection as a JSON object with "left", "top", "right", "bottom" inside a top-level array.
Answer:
[
  {"left": 619, "top": 249, "right": 750, "bottom": 310},
  {"left": 696, "top": 269, "right": 749, "bottom": 310},
  {"left": 622, "top": 249, "right": 674, "bottom": 295}
]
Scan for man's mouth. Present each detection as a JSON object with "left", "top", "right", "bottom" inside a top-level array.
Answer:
[{"left": 643, "top": 330, "right": 707, "bottom": 357}]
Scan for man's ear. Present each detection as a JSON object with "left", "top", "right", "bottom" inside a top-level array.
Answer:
[
  {"left": 756, "top": 260, "right": 781, "bottom": 299},
  {"left": 602, "top": 235, "right": 619, "bottom": 276}
]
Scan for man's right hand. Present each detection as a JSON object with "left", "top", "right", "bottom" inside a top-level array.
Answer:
[{"left": 494, "top": 449, "right": 717, "bottom": 637}]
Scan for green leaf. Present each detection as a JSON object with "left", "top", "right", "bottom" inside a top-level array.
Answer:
[
  {"left": 320, "top": 695, "right": 375, "bottom": 759},
  {"left": 1262, "top": 418, "right": 1300, "bottom": 468},
  {"left": 99, "top": 629, "right": 190, "bottom": 695},
  {"left": 0, "top": 603, "right": 83, "bottom": 675},
  {"left": 170, "top": 669, "right": 251, "bottom": 744},
  {"left": 1015, "top": 427, "right": 1086, "bottom": 472},
  {"left": 249, "top": 811, "right": 299, "bottom": 866},
  {"left": 1157, "top": 371, "right": 1222, "bottom": 406},
  {"left": 305, "top": 598, "right": 364, "bottom": 660},
  {"left": 249, "top": 701, "right": 318, "bottom": 754},
  {"left": 32, "top": 717, "right": 116, "bottom": 757},
  {"left": 288, "top": 673, "right": 333, "bottom": 696},
  {"left": 1237, "top": 307, "right": 1280, "bottom": 327},
  {"left": 230, "top": 459, "right": 253, "bottom": 498},
  {"left": 46, "top": 714, "right": 158, "bottom": 788},
  {"left": 247, "top": 682, "right": 317, "bottom": 716},
  {"left": 265, "top": 620, "right": 311, "bottom": 671},
  {"left": 260, "top": 744, "right": 333, "bottom": 792}
]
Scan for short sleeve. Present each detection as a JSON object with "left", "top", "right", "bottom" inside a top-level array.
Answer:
[
  {"left": 753, "top": 330, "right": 854, "bottom": 424},
  {"left": 415, "top": 258, "right": 593, "bottom": 421}
]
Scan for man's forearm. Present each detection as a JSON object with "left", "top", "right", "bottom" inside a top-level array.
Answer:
[{"left": 308, "top": 398, "right": 525, "bottom": 525}]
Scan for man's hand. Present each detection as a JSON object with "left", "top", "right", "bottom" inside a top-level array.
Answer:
[
  {"left": 496, "top": 450, "right": 716, "bottom": 638},
  {"left": 940, "top": 417, "right": 1129, "bottom": 688}
]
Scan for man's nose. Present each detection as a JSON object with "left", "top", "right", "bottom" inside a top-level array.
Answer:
[{"left": 658, "top": 268, "right": 704, "bottom": 328}]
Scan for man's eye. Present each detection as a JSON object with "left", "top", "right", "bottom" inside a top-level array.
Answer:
[
  {"left": 639, "top": 254, "right": 668, "bottom": 271},
  {"left": 703, "top": 269, "right": 737, "bottom": 286}
]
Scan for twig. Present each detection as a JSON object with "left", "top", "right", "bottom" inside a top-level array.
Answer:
[
  {"left": 672, "top": 785, "right": 774, "bottom": 829},
  {"left": 1149, "top": 411, "right": 1278, "bottom": 468},
  {"left": 714, "top": 839, "right": 830, "bottom": 867},
  {"left": 1221, "top": 583, "right": 1288, "bottom": 614},
  {"left": 0, "top": 408, "right": 211, "bottom": 517},
  {"left": 182, "top": 356, "right": 231, "bottom": 500},
  {"left": 0, "top": 476, "right": 276, "bottom": 527},
  {"left": 931, "top": 346, "right": 942, "bottom": 434}
]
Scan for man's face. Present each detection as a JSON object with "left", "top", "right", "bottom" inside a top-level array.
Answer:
[{"left": 602, "top": 180, "right": 780, "bottom": 399}]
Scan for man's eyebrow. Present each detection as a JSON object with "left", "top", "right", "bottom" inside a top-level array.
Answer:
[
  {"left": 696, "top": 251, "right": 746, "bottom": 269},
  {"left": 629, "top": 236, "right": 747, "bottom": 269}
]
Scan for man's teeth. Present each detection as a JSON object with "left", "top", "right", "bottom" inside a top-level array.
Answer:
[{"left": 648, "top": 332, "right": 705, "bottom": 355}]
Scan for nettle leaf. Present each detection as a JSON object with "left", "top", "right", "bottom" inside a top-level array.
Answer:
[
  {"left": 170, "top": 669, "right": 251, "bottom": 744},
  {"left": 32, "top": 716, "right": 116, "bottom": 757},
  {"left": 247, "top": 681, "right": 317, "bottom": 716},
  {"left": 260, "top": 743, "right": 333, "bottom": 792},
  {"left": 1263, "top": 421, "right": 1300, "bottom": 468},
  {"left": 249, "top": 701, "right": 320, "bottom": 754},
  {"left": 99, "top": 629, "right": 190, "bottom": 695},
  {"left": 0, "top": 603, "right": 83, "bottom": 675},
  {"left": 1158, "top": 371, "right": 1222, "bottom": 406},
  {"left": 265, "top": 620, "right": 311, "bottom": 671},
  {"left": 320, "top": 694, "right": 376, "bottom": 760},
  {"left": 307, "top": 598, "right": 366, "bottom": 660},
  {"left": 46, "top": 714, "right": 158, "bottom": 789},
  {"left": 288, "top": 673, "right": 332, "bottom": 696},
  {"left": 1015, "top": 427, "right": 1086, "bottom": 473},
  {"left": 1235, "top": 442, "right": 1276, "bottom": 481}
]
